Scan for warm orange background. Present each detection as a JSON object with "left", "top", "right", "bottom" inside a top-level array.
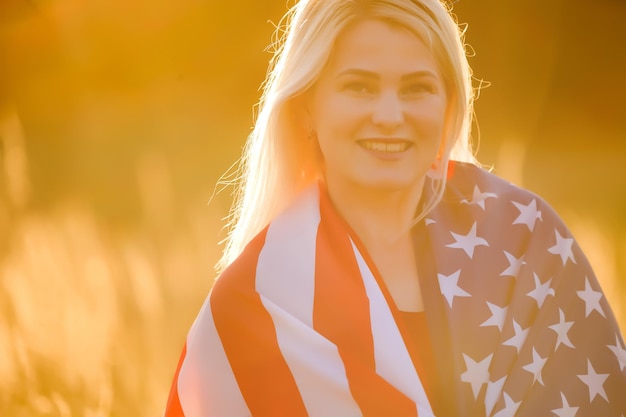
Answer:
[{"left": 1, "top": 0, "right": 624, "bottom": 415}]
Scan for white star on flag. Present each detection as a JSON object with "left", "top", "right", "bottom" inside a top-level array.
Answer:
[
  {"left": 503, "top": 320, "right": 529, "bottom": 354},
  {"left": 576, "top": 277, "right": 605, "bottom": 318},
  {"left": 438, "top": 269, "right": 471, "bottom": 308},
  {"left": 548, "top": 229, "right": 576, "bottom": 265},
  {"left": 485, "top": 377, "right": 506, "bottom": 416},
  {"left": 512, "top": 199, "right": 543, "bottom": 231},
  {"left": 500, "top": 251, "right": 526, "bottom": 277},
  {"left": 446, "top": 222, "right": 489, "bottom": 258},
  {"left": 577, "top": 359, "right": 609, "bottom": 403},
  {"left": 493, "top": 392, "right": 521, "bottom": 417},
  {"left": 548, "top": 309, "right": 575, "bottom": 351},
  {"left": 526, "top": 273, "right": 555, "bottom": 309},
  {"left": 480, "top": 301, "right": 508, "bottom": 332},
  {"left": 461, "top": 353, "right": 493, "bottom": 399},
  {"left": 461, "top": 185, "right": 498, "bottom": 210},
  {"left": 607, "top": 334, "right": 626, "bottom": 372},
  {"left": 551, "top": 392, "right": 579, "bottom": 417},
  {"left": 522, "top": 347, "right": 547, "bottom": 385}
]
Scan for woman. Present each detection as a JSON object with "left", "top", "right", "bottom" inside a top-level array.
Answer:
[{"left": 165, "top": 0, "right": 626, "bottom": 416}]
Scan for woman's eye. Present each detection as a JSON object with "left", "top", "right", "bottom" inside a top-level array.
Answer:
[
  {"left": 343, "top": 82, "right": 374, "bottom": 95},
  {"left": 402, "top": 83, "right": 435, "bottom": 96}
]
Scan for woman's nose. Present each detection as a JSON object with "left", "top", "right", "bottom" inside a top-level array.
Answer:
[{"left": 371, "top": 90, "right": 404, "bottom": 129}]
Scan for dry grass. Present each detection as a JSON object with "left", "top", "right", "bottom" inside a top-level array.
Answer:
[
  {"left": 0, "top": 197, "right": 224, "bottom": 416},
  {"left": 0, "top": 106, "right": 222, "bottom": 414}
]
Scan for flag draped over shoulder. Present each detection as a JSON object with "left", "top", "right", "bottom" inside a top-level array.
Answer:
[
  {"left": 165, "top": 162, "right": 626, "bottom": 417},
  {"left": 414, "top": 163, "right": 626, "bottom": 416},
  {"left": 165, "top": 182, "right": 435, "bottom": 417}
]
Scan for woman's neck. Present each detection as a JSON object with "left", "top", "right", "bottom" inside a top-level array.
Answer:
[{"left": 325, "top": 177, "right": 425, "bottom": 249}]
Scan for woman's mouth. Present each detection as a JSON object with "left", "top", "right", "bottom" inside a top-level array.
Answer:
[{"left": 358, "top": 140, "right": 413, "bottom": 153}]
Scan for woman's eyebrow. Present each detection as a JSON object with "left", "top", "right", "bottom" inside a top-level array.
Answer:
[
  {"left": 401, "top": 70, "right": 438, "bottom": 81},
  {"left": 336, "top": 68, "right": 438, "bottom": 80},
  {"left": 336, "top": 68, "right": 379, "bottom": 79}
]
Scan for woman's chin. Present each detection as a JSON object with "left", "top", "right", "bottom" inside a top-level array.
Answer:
[{"left": 348, "top": 174, "right": 427, "bottom": 194}]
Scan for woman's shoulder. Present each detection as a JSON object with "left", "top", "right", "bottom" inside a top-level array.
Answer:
[
  {"left": 448, "top": 162, "right": 538, "bottom": 200},
  {"left": 445, "top": 161, "right": 562, "bottom": 222},
  {"left": 211, "top": 185, "right": 322, "bottom": 296},
  {"left": 431, "top": 161, "right": 574, "bottom": 251}
]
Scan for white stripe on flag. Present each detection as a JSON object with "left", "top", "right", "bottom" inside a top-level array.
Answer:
[
  {"left": 255, "top": 186, "right": 320, "bottom": 326},
  {"left": 260, "top": 297, "right": 363, "bottom": 417},
  {"left": 178, "top": 298, "right": 251, "bottom": 417},
  {"left": 352, "top": 241, "right": 436, "bottom": 417}
]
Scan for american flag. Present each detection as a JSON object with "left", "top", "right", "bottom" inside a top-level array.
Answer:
[{"left": 165, "top": 162, "right": 626, "bottom": 416}]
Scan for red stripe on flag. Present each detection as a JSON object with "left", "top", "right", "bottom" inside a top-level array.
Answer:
[
  {"left": 314, "top": 189, "right": 375, "bottom": 366},
  {"left": 314, "top": 188, "right": 418, "bottom": 417},
  {"left": 164, "top": 343, "right": 187, "bottom": 417},
  {"left": 211, "top": 229, "right": 309, "bottom": 417}
]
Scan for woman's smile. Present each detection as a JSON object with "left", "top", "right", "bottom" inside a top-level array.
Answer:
[
  {"left": 358, "top": 139, "right": 413, "bottom": 153},
  {"left": 357, "top": 139, "right": 415, "bottom": 162}
]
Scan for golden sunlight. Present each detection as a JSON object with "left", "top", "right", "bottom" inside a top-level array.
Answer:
[{"left": 1, "top": 0, "right": 624, "bottom": 415}]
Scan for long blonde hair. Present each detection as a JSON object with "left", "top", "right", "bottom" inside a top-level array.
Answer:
[{"left": 217, "top": 0, "right": 478, "bottom": 273}]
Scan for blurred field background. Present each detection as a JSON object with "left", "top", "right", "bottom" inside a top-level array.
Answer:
[{"left": 0, "top": 0, "right": 624, "bottom": 415}]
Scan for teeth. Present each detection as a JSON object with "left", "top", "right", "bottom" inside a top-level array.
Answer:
[{"left": 361, "top": 141, "right": 410, "bottom": 153}]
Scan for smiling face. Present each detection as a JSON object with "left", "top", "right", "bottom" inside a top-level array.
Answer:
[{"left": 307, "top": 18, "right": 448, "bottom": 194}]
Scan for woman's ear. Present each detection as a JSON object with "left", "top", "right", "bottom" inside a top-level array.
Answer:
[
  {"left": 428, "top": 95, "right": 456, "bottom": 179},
  {"left": 288, "top": 94, "right": 314, "bottom": 144},
  {"left": 441, "top": 94, "right": 458, "bottom": 156},
  {"left": 298, "top": 93, "right": 316, "bottom": 140}
]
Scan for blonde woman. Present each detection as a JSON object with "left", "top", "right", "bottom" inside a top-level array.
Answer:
[{"left": 165, "top": 0, "right": 626, "bottom": 416}]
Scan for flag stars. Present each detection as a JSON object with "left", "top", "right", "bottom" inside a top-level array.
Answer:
[
  {"left": 577, "top": 359, "right": 609, "bottom": 403},
  {"left": 548, "top": 309, "right": 575, "bottom": 351},
  {"left": 446, "top": 222, "right": 489, "bottom": 258},
  {"left": 526, "top": 273, "right": 555, "bottom": 309},
  {"left": 438, "top": 269, "right": 471, "bottom": 308},
  {"left": 493, "top": 392, "right": 521, "bottom": 417},
  {"left": 548, "top": 229, "right": 576, "bottom": 266},
  {"left": 522, "top": 347, "right": 548, "bottom": 386},
  {"left": 481, "top": 301, "right": 508, "bottom": 332},
  {"left": 503, "top": 320, "right": 529, "bottom": 354},
  {"left": 607, "top": 334, "right": 626, "bottom": 372},
  {"left": 500, "top": 251, "right": 526, "bottom": 277},
  {"left": 461, "top": 185, "right": 498, "bottom": 210},
  {"left": 512, "top": 199, "right": 543, "bottom": 231},
  {"left": 461, "top": 353, "right": 493, "bottom": 399},
  {"left": 577, "top": 277, "right": 605, "bottom": 318},
  {"left": 551, "top": 392, "right": 579, "bottom": 417}
]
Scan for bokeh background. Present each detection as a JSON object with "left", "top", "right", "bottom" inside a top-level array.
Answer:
[{"left": 0, "top": 0, "right": 624, "bottom": 415}]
